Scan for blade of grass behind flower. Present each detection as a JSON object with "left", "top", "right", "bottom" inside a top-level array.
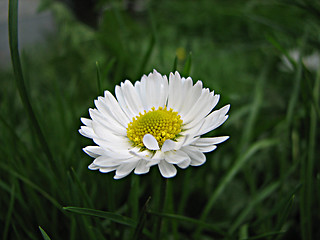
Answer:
[
  {"left": 194, "top": 139, "right": 278, "bottom": 238},
  {"left": 182, "top": 52, "right": 192, "bottom": 77},
  {"left": 63, "top": 207, "right": 136, "bottom": 227},
  {"left": 104, "top": 57, "right": 116, "bottom": 86},
  {"left": 8, "top": 0, "right": 53, "bottom": 166},
  {"left": 38, "top": 226, "right": 52, "bottom": 240},
  {"left": 172, "top": 56, "right": 178, "bottom": 72},
  {"left": 96, "top": 61, "right": 103, "bottom": 95},
  {"left": 136, "top": 34, "right": 155, "bottom": 79},
  {"left": 3, "top": 181, "right": 16, "bottom": 240}
]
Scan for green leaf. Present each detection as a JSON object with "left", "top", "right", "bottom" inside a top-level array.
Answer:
[
  {"left": 63, "top": 207, "right": 136, "bottom": 227},
  {"left": 39, "top": 226, "right": 52, "bottom": 240}
]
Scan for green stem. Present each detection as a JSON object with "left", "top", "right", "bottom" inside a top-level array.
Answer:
[{"left": 155, "top": 178, "right": 168, "bottom": 240}]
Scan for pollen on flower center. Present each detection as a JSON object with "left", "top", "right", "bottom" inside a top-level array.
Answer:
[{"left": 127, "top": 106, "right": 183, "bottom": 148}]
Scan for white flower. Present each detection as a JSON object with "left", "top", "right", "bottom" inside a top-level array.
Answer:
[{"left": 79, "top": 70, "right": 230, "bottom": 179}]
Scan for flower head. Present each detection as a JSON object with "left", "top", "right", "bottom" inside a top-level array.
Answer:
[{"left": 79, "top": 70, "right": 230, "bottom": 179}]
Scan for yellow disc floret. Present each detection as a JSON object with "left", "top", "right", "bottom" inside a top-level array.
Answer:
[{"left": 127, "top": 106, "right": 183, "bottom": 148}]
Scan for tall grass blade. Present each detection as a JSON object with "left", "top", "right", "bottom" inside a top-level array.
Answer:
[
  {"left": 8, "top": 0, "right": 53, "bottom": 164},
  {"left": 39, "top": 226, "right": 52, "bottom": 240},
  {"left": 182, "top": 52, "right": 192, "bottom": 77},
  {"left": 195, "top": 139, "right": 278, "bottom": 237},
  {"left": 137, "top": 34, "right": 155, "bottom": 78},
  {"left": 300, "top": 63, "right": 319, "bottom": 240},
  {"left": 132, "top": 196, "right": 151, "bottom": 240},
  {"left": 172, "top": 56, "right": 178, "bottom": 72},
  {"left": 63, "top": 207, "right": 136, "bottom": 227},
  {"left": 0, "top": 163, "right": 62, "bottom": 210},
  {"left": 96, "top": 61, "right": 103, "bottom": 95}
]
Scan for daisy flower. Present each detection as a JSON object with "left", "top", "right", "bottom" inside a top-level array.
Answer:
[{"left": 79, "top": 70, "right": 230, "bottom": 179}]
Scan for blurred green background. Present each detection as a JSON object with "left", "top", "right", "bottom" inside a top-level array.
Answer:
[{"left": 1, "top": 0, "right": 319, "bottom": 239}]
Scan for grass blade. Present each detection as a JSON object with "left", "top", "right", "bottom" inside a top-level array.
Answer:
[
  {"left": 148, "top": 211, "right": 226, "bottom": 236},
  {"left": 132, "top": 196, "right": 151, "bottom": 240},
  {"left": 241, "top": 230, "right": 286, "bottom": 240},
  {"left": 96, "top": 61, "right": 103, "bottom": 95},
  {"left": 63, "top": 207, "right": 136, "bottom": 227},
  {"left": 136, "top": 34, "right": 155, "bottom": 78},
  {"left": 172, "top": 55, "right": 178, "bottom": 72},
  {"left": 0, "top": 163, "right": 62, "bottom": 210},
  {"left": 182, "top": 52, "right": 192, "bottom": 77},
  {"left": 194, "top": 139, "right": 278, "bottom": 237},
  {"left": 8, "top": 0, "right": 53, "bottom": 164},
  {"left": 3, "top": 181, "right": 16, "bottom": 240},
  {"left": 39, "top": 226, "right": 52, "bottom": 240},
  {"left": 229, "top": 181, "right": 280, "bottom": 234}
]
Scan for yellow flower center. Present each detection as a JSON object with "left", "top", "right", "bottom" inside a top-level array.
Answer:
[{"left": 127, "top": 106, "right": 183, "bottom": 148}]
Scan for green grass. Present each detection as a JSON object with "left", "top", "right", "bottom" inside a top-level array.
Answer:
[{"left": 1, "top": 0, "right": 319, "bottom": 239}]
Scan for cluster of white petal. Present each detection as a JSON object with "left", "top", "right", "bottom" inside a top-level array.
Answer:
[{"left": 79, "top": 70, "right": 230, "bottom": 179}]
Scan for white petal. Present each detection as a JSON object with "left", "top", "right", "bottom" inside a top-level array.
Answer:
[
  {"left": 104, "top": 91, "right": 130, "bottom": 126},
  {"left": 177, "top": 158, "right": 191, "bottom": 169},
  {"left": 183, "top": 94, "right": 220, "bottom": 129},
  {"left": 91, "top": 120, "right": 127, "bottom": 143},
  {"left": 161, "top": 139, "right": 177, "bottom": 152},
  {"left": 88, "top": 163, "right": 100, "bottom": 170},
  {"left": 178, "top": 80, "right": 203, "bottom": 118},
  {"left": 114, "top": 161, "right": 138, "bottom": 179},
  {"left": 79, "top": 126, "right": 95, "bottom": 139},
  {"left": 137, "top": 70, "right": 168, "bottom": 111},
  {"left": 93, "top": 156, "right": 119, "bottom": 167},
  {"left": 129, "top": 147, "right": 153, "bottom": 160},
  {"left": 182, "top": 146, "right": 206, "bottom": 166},
  {"left": 146, "top": 151, "right": 164, "bottom": 167},
  {"left": 143, "top": 134, "right": 160, "bottom": 150},
  {"left": 81, "top": 118, "right": 92, "bottom": 127},
  {"left": 99, "top": 166, "right": 117, "bottom": 173},
  {"left": 198, "top": 104, "right": 230, "bottom": 136},
  {"left": 164, "top": 150, "right": 190, "bottom": 164},
  {"left": 193, "top": 136, "right": 229, "bottom": 146},
  {"left": 94, "top": 98, "right": 127, "bottom": 135},
  {"left": 194, "top": 145, "right": 217, "bottom": 153},
  {"left": 158, "top": 160, "right": 177, "bottom": 178},
  {"left": 134, "top": 160, "right": 150, "bottom": 174},
  {"left": 83, "top": 146, "right": 105, "bottom": 158}
]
